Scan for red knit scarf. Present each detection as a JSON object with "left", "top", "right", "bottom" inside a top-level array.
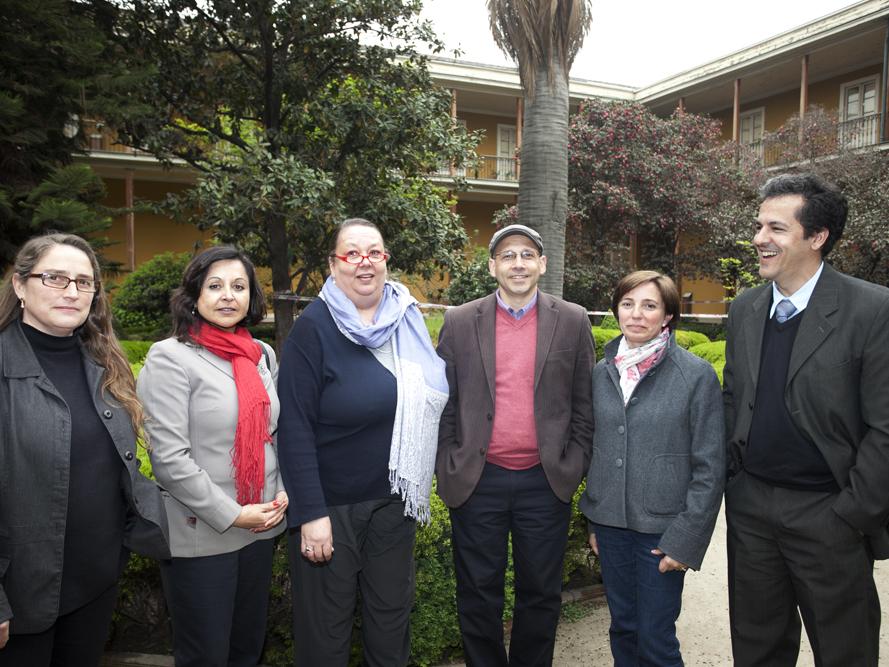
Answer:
[{"left": 191, "top": 323, "right": 270, "bottom": 504}]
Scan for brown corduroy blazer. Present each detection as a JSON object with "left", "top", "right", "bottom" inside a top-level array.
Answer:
[{"left": 435, "top": 291, "right": 595, "bottom": 508}]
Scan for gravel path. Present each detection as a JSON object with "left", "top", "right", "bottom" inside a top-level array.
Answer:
[{"left": 550, "top": 503, "right": 889, "bottom": 666}]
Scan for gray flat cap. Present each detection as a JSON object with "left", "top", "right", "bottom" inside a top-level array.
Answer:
[{"left": 488, "top": 224, "right": 544, "bottom": 256}]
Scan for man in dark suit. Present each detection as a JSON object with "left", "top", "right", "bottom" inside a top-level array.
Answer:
[
  {"left": 724, "top": 173, "right": 889, "bottom": 666},
  {"left": 436, "top": 224, "right": 595, "bottom": 667}
]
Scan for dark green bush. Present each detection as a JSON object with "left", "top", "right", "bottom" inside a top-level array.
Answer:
[
  {"left": 444, "top": 246, "right": 497, "bottom": 306},
  {"left": 112, "top": 252, "right": 191, "bottom": 337}
]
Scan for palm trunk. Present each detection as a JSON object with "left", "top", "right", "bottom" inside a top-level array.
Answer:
[{"left": 518, "top": 61, "right": 569, "bottom": 298}]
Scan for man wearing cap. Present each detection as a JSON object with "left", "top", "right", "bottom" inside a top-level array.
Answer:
[{"left": 436, "top": 224, "right": 595, "bottom": 666}]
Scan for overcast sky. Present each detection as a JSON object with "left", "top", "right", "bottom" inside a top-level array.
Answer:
[{"left": 420, "top": 0, "right": 859, "bottom": 87}]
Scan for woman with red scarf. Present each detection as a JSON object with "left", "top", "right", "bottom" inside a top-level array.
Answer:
[{"left": 138, "top": 246, "right": 287, "bottom": 667}]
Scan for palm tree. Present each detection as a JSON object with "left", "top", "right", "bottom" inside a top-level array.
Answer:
[{"left": 487, "top": 0, "right": 591, "bottom": 297}]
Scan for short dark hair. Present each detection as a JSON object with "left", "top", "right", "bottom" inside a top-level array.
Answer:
[
  {"left": 611, "top": 270, "right": 681, "bottom": 332},
  {"left": 759, "top": 173, "right": 847, "bottom": 257},
  {"left": 328, "top": 218, "right": 386, "bottom": 257},
  {"left": 170, "top": 246, "right": 266, "bottom": 342}
]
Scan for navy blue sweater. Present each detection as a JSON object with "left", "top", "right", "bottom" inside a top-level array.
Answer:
[{"left": 277, "top": 300, "right": 397, "bottom": 526}]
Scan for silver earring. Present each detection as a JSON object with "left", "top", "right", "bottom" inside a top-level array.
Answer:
[
  {"left": 191, "top": 305, "right": 197, "bottom": 316},
  {"left": 19, "top": 298, "right": 24, "bottom": 309}
]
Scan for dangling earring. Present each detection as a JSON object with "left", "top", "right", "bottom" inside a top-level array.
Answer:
[
  {"left": 191, "top": 305, "right": 197, "bottom": 316},
  {"left": 19, "top": 298, "right": 24, "bottom": 309}
]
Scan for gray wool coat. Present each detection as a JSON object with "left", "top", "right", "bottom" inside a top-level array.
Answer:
[{"left": 579, "top": 334, "right": 725, "bottom": 570}]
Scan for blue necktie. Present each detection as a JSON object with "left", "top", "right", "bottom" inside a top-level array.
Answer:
[{"left": 775, "top": 298, "right": 797, "bottom": 323}]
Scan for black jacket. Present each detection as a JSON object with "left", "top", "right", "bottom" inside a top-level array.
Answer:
[{"left": 0, "top": 320, "right": 169, "bottom": 633}]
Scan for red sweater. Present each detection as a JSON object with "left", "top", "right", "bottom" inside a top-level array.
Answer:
[{"left": 487, "top": 304, "right": 540, "bottom": 470}]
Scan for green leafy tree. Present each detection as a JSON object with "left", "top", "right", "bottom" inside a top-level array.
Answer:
[
  {"left": 487, "top": 0, "right": 592, "bottom": 298},
  {"left": 0, "top": 0, "right": 117, "bottom": 270},
  {"left": 98, "top": 0, "right": 477, "bottom": 347},
  {"left": 567, "top": 98, "right": 761, "bottom": 308}
]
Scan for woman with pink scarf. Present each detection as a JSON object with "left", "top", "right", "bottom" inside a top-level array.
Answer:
[{"left": 579, "top": 270, "right": 724, "bottom": 667}]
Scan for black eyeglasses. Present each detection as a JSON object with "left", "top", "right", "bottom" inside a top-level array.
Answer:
[
  {"left": 27, "top": 272, "right": 98, "bottom": 293},
  {"left": 330, "top": 250, "right": 390, "bottom": 265}
]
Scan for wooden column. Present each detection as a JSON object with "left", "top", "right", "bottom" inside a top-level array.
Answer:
[
  {"left": 732, "top": 79, "right": 741, "bottom": 163},
  {"left": 125, "top": 169, "right": 135, "bottom": 271},
  {"left": 882, "top": 19, "right": 889, "bottom": 141},
  {"left": 799, "top": 54, "right": 809, "bottom": 144},
  {"left": 515, "top": 96, "right": 523, "bottom": 179},
  {"left": 732, "top": 79, "right": 741, "bottom": 142},
  {"left": 677, "top": 97, "right": 686, "bottom": 114}
]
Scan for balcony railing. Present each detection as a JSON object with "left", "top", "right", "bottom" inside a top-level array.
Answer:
[
  {"left": 837, "top": 113, "right": 882, "bottom": 149},
  {"left": 436, "top": 155, "right": 518, "bottom": 182},
  {"left": 80, "top": 118, "right": 152, "bottom": 156},
  {"left": 747, "top": 113, "right": 886, "bottom": 167}
]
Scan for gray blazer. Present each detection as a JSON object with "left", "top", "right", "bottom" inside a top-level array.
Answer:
[
  {"left": 0, "top": 321, "right": 169, "bottom": 633},
  {"left": 436, "top": 291, "right": 595, "bottom": 507},
  {"left": 580, "top": 335, "right": 725, "bottom": 570},
  {"left": 724, "top": 263, "right": 889, "bottom": 557},
  {"left": 138, "top": 337, "right": 285, "bottom": 558}
]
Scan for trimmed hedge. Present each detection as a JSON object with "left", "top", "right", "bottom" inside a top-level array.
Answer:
[
  {"left": 674, "top": 329, "right": 710, "bottom": 350},
  {"left": 689, "top": 340, "right": 726, "bottom": 385}
]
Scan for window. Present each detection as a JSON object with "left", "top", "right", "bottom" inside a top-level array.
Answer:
[
  {"left": 739, "top": 108, "right": 764, "bottom": 158},
  {"left": 839, "top": 77, "right": 879, "bottom": 148},
  {"left": 496, "top": 124, "right": 517, "bottom": 180}
]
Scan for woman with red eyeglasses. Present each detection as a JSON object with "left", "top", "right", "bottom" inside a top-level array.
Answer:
[
  {"left": 0, "top": 233, "right": 169, "bottom": 666},
  {"left": 277, "top": 218, "right": 448, "bottom": 666}
]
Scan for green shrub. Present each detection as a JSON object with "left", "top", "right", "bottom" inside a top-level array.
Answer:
[
  {"left": 592, "top": 327, "right": 620, "bottom": 360},
  {"left": 674, "top": 330, "right": 710, "bottom": 349},
  {"left": 599, "top": 314, "right": 618, "bottom": 330},
  {"left": 120, "top": 340, "right": 154, "bottom": 365},
  {"left": 689, "top": 341, "right": 726, "bottom": 385},
  {"left": 424, "top": 310, "right": 445, "bottom": 346},
  {"left": 112, "top": 252, "right": 191, "bottom": 337},
  {"left": 444, "top": 246, "right": 497, "bottom": 306}
]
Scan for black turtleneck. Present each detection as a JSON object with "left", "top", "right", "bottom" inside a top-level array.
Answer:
[{"left": 21, "top": 322, "right": 126, "bottom": 613}]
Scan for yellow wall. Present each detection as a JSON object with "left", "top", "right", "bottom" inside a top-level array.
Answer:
[
  {"left": 459, "top": 111, "right": 517, "bottom": 156},
  {"left": 102, "top": 178, "right": 212, "bottom": 270},
  {"left": 458, "top": 200, "right": 505, "bottom": 248}
]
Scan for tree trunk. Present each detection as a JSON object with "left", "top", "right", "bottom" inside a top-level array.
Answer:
[
  {"left": 266, "top": 214, "right": 294, "bottom": 353},
  {"left": 518, "top": 60, "right": 570, "bottom": 298}
]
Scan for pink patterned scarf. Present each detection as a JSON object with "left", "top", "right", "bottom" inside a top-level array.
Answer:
[{"left": 613, "top": 329, "right": 670, "bottom": 405}]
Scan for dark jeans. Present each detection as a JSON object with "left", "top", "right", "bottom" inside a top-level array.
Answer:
[
  {"left": 0, "top": 584, "right": 118, "bottom": 667},
  {"left": 449, "top": 463, "right": 571, "bottom": 667},
  {"left": 160, "top": 538, "right": 275, "bottom": 667},
  {"left": 726, "top": 470, "right": 880, "bottom": 667},
  {"left": 289, "top": 497, "right": 416, "bottom": 667},
  {"left": 593, "top": 524, "right": 685, "bottom": 667}
]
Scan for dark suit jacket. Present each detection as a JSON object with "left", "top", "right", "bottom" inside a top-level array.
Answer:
[
  {"left": 436, "top": 291, "right": 595, "bottom": 508},
  {"left": 723, "top": 263, "right": 889, "bottom": 557}
]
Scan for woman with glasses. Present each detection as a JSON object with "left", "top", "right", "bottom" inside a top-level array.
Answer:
[
  {"left": 579, "top": 270, "right": 724, "bottom": 666},
  {"left": 0, "top": 233, "right": 169, "bottom": 665},
  {"left": 277, "top": 218, "right": 448, "bottom": 665},
  {"left": 137, "top": 246, "right": 287, "bottom": 667}
]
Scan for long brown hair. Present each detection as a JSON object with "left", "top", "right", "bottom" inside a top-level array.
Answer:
[{"left": 0, "top": 233, "right": 144, "bottom": 436}]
